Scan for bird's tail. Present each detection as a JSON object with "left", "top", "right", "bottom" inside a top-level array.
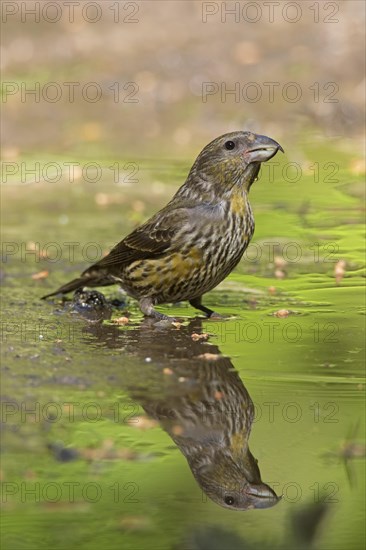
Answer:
[
  {"left": 41, "top": 270, "right": 116, "bottom": 299},
  {"left": 41, "top": 277, "right": 92, "bottom": 299}
]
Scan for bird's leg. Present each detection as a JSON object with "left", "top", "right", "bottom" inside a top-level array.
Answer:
[
  {"left": 139, "top": 297, "right": 175, "bottom": 321},
  {"left": 189, "top": 297, "right": 221, "bottom": 318}
]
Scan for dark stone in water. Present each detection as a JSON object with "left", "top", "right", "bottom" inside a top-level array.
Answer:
[
  {"left": 70, "top": 289, "right": 112, "bottom": 322},
  {"left": 47, "top": 442, "right": 79, "bottom": 463}
]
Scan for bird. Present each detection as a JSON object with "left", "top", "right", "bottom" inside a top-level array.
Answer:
[
  {"left": 82, "top": 317, "right": 281, "bottom": 510},
  {"left": 42, "top": 131, "right": 284, "bottom": 319},
  {"left": 138, "top": 340, "right": 281, "bottom": 511}
]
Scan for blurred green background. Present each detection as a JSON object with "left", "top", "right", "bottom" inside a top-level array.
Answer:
[{"left": 1, "top": 2, "right": 365, "bottom": 550}]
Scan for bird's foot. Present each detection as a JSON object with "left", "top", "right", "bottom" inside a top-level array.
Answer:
[
  {"left": 139, "top": 298, "right": 177, "bottom": 323},
  {"left": 189, "top": 298, "right": 224, "bottom": 319},
  {"left": 151, "top": 311, "right": 177, "bottom": 323},
  {"left": 208, "top": 311, "right": 225, "bottom": 320}
]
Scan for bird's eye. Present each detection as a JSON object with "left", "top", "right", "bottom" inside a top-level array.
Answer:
[
  {"left": 224, "top": 496, "right": 235, "bottom": 505},
  {"left": 224, "top": 141, "right": 236, "bottom": 150}
]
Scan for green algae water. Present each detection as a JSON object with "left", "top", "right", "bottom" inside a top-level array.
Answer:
[{"left": 1, "top": 142, "right": 365, "bottom": 549}]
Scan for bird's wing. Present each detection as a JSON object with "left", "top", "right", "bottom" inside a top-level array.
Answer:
[{"left": 83, "top": 205, "right": 189, "bottom": 272}]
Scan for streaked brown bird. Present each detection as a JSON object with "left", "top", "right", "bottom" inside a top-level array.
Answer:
[
  {"left": 42, "top": 131, "right": 283, "bottom": 319},
  {"left": 82, "top": 317, "right": 281, "bottom": 510}
]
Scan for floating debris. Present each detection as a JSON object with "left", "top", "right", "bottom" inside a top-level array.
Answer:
[
  {"left": 191, "top": 332, "right": 209, "bottom": 341},
  {"left": 273, "top": 309, "right": 291, "bottom": 318},
  {"left": 31, "top": 270, "right": 49, "bottom": 280},
  {"left": 334, "top": 259, "right": 346, "bottom": 285},
  {"left": 274, "top": 268, "right": 286, "bottom": 279},
  {"left": 113, "top": 316, "right": 129, "bottom": 325}
]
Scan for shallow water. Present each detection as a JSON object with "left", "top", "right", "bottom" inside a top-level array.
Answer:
[{"left": 1, "top": 145, "right": 365, "bottom": 549}]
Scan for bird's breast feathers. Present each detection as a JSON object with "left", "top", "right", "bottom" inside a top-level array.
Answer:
[
  {"left": 229, "top": 187, "right": 247, "bottom": 216},
  {"left": 121, "top": 191, "right": 254, "bottom": 301}
]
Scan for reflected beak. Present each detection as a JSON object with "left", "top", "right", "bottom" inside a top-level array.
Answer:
[
  {"left": 245, "top": 482, "right": 282, "bottom": 509},
  {"left": 244, "top": 134, "right": 284, "bottom": 164}
]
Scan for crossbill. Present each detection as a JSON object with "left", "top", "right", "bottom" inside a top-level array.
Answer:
[
  {"left": 141, "top": 351, "right": 280, "bottom": 510},
  {"left": 42, "top": 131, "right": 283, "bottom": 319},
  {"left": 82, "top": 317, "right": 280, "bottom": 510}
]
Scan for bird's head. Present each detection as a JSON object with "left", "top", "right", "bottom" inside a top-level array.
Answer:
[
  {"left": 189, "top": 131, "right": 284, "bottom": 197},
  {"left": 190, "top": 445, "right": 281, "bottom": 511}
]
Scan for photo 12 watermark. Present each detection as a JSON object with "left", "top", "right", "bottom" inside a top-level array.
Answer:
[
  {"left": 201, "top": 2, "right": 340, "bottom": 24},
  {"left": 1, "top": 398, "right": 340, "bottom": 426},
  {"left": 0, "top": 160, "right": 340, "bottom": 186},
  {"left": 0, "top": 239, "right": 340, "bottom": 265},
  {"left": 205, "top": 320, "right": 340, "bottom": 345},
  {"left": 1, "top": 161, "right": 139, "bottom": 185},
  {"left": 1, "top": 399, "right": 142, "bottom": 424},
  {"left": 202, "top": 81, "right": 339, "bottom": 104},
  {"left": 1, "top": 1, "right": 140, "bottom": 24},
  {"left": 1, "top": 480, "right": 140, "bottom": 504},
  {"left": 201, "top": 480, "right": 339, "bottom": 504},
  {"left": 1, "top": 81, "right": 139, "bottom": 104}
]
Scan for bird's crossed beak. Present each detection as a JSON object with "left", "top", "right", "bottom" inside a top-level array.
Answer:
[
  {"left": 244, "top": 482, "right": 282, "bottom": 510},
  {"left": 244, "top": 134, "right": 284, "bottom": 164}
]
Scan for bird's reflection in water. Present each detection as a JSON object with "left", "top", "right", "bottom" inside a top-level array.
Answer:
[{"left": 84, "top": 315, "right": 280, "bottom": 511}]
